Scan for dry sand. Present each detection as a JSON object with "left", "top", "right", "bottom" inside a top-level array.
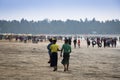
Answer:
[{"left": 0, "top": 41, "right": 120, "bottom": 80}]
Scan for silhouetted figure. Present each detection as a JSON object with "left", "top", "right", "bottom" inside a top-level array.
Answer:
[
  {"left": 111, "top": 38, "right": 114, "bottom": 47},
  {"left": 87, "top": 38, "right": 90, "bottom": 48},
  {"left": 106, "top": 39, "right": 110, "bottom": 47},
  {"left": 32, "top": 36, "right": 39, "bottom": 43},
  {"left": 113, "top": 38, "right": 117, "bottom": 47},
  {"left": 68, "top": 38, "right": 72, "bottom": 45},
  {"left": 73, "top": 39, "right": 77, "bottom": 48},
  {"left": 15, "top": 36, "right": 18, "bottom": 41},
  {"left": 24, "top": 36, "right": 28, "bottom": 43},
  {"left": 78, "top": 39, "right": 80, "bottom": 48},
  {"left": 47, "top": 38, "right": 53, "bottom": 66},
  {"left": 92, "top": 40, "right": 96, "bottom": 47},
  {"left": 103, "top": 38, "right": 106, "bottom": 48},
  {"left": 97, "top": 38, "right": 102, "bottom": 48}
]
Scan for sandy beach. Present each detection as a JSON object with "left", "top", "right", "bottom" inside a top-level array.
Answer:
[{"left": 0, "top": 40, "right": 120, "bottom": 80}]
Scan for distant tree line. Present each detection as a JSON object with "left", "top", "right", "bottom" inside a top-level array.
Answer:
[{"left": 0, "top": 18, "right": 120, "bottom": 34}]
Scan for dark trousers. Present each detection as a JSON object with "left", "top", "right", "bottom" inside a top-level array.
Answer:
[{"left": 51, "top": 53, "right": 58, "bottom": 67}]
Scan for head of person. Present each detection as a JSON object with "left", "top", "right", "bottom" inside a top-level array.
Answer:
[
  {"left": 49, "top": 38, "right": 52, "bottom": 43},
  {"left": 64, "top": 39, "right": 68, "bottom": 44},
  {"left": 52, "top": 38, "right": 57, "bottom": 44}
]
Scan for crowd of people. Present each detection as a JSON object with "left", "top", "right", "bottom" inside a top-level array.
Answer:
[
  {"left": 86, "top": 37, "right": 118, "bottom": 48},
  {"left": 0, "top": 34, "right": 64, "bottom": 43},
  {"left": 0, "top": 34, "right": 119, "bottom": 48},
  {"left": 0, "top": 34, "right": 47, "bottom": 43},
  {"left": 0, "top": 34, "right": 119, "bottom": 72}
]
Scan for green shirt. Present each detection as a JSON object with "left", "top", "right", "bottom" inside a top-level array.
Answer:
[{"left": 62, "top": 43, "right": 71, "bottom": 54}]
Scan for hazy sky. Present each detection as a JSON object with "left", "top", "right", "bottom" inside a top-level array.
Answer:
[{"left": 0, "top": 0, "right": 120, "bottom": 21}]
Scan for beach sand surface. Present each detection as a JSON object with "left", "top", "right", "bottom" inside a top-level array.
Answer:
[{"left": 0, "top": 41, "right": 120, "bottom": 80}]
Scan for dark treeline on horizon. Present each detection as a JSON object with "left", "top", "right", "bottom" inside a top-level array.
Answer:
[{"left": 0, "top": 18, "right": 120, "bottom": 34}]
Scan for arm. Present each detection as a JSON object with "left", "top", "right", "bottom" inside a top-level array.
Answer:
[
  {"left": 57, "top": 48, "right": 61, "bottom": 51},
  {"left": 60, "top": 48, "right": 63, "bottom": 57},
  {"left": 57, "top": 45, "right": 61, "bottom": 51},
  {"left": 47, "top": 44, "right": 50, "bottom": 50},
  {"left": 60, "top": 45, "right": 63, "bottom": 57},
  {"left": 69, "top": 46, "right": 72, "bottom": 53}
]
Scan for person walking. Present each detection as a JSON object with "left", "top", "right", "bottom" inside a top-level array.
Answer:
[
  {"left": 47, "top": 38, "right": 52, "bottom": 66},
  {"left": 50, "top": 38, "right": 60, "bottom": 71},
  {"left": 61, "top": 39, "right": 71, "bottom": 71}
]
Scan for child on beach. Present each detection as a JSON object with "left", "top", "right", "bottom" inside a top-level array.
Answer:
[
  {"left": 50, "top": 38, "right": 60, "bottom": 71},
  {"left": 61, "top": 39, "right": 71, "bottom": 71}
]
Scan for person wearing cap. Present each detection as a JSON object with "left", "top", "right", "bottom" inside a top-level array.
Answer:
[
  {"left": 50, "top": 38, "right": 60, "bottom": 71},
  {"left": 61, "top": 39, "right": 71, "bottom": 71}
]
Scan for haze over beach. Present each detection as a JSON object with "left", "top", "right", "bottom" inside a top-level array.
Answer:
[{"left": 0, "top": 0, "right": 120, "bottom": 34}]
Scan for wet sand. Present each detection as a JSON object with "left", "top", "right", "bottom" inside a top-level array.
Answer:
[{"left": 0, "top": 41, "right": 120, "bottom": 80}]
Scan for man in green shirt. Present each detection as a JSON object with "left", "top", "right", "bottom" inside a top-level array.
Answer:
[{"left": 61, "top": 39, "right": 71, "bottom": 71}]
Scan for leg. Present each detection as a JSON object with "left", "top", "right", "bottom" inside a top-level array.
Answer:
[
  {"left": 53, "top": 53, "right": 58, "bottom": 71},
  {"left": 66, "top": 64, "right": 69, "bottom": 71},
  {"left": 48, "top": 53, "right": 51, "bottom": 63},
  {"left": 53, "top": 66, "right": 57, "bottom": 71},
  {"left": 64, "top": 64, "right": 67, "bottom": 72},
  {"left": 63, "top": 64, "right": 66, "bottom": 71}
]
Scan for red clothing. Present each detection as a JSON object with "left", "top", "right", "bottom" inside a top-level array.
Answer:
[{"left": 78, "top": 40, "right": 80, "bottom": 44}]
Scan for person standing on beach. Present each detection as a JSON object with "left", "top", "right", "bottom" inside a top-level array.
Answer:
[
  {"left": 61, "top": 39, "right": 71, "bottom": 71},
  {"left": 68, "top": 37, "right": 72, "bottom": 45},
  {"left": 78, "top": 39, "right": 81, "bottom": 48},
  {"left": 47, "top": 38, "right": 52, "bottom": 66},
  {"left": 92, "top": 39, "right": 96, "bottom": 47},
  {"left": 73, "top": 39, "right": 77, "bottom": 48},
  {"left": 103, "top": 38, "right": 106, "bottom": 48},
  {"left": 87, "top": 38, "right": 90, "bottom": 48},
  {"left": 50, "top": 38, "right": 60, "bottom": 71}
]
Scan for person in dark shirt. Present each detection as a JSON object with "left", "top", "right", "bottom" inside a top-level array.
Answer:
[
  {"left": 47, "top": 38, "right": 52, "bottom": 66},
  {"left": 73, "top": 39, "right": 77, "bottom": 48},
  {"left": 87, "top": 38, "right": 90, "bottom": 48}
]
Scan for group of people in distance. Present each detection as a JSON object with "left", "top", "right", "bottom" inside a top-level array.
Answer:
[
  {"left": 73, "top": 39, "right": 81, "bottom": 48},
  {"left": 47, "top": 38, "right": 71, "bottom": 72},
  {"left": 86, "top": 37, "right": 118, "bottom": 48}
]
